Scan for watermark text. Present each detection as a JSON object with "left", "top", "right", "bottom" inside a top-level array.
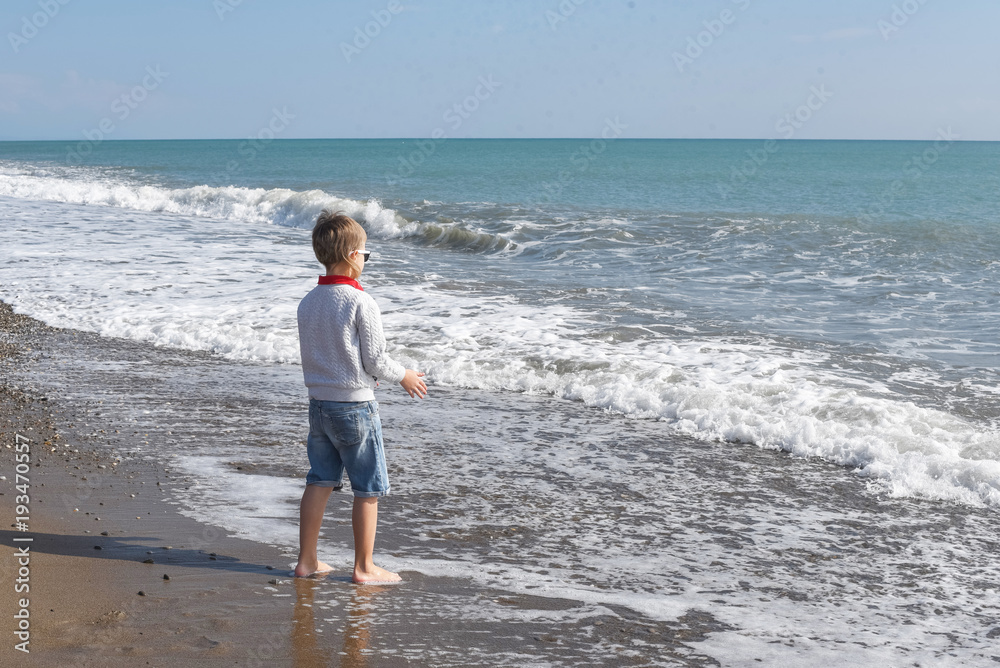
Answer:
[
  {"left": 385, "top": 75, "right": 501, "bottom": 185},
  {"left": 8, "top": 0, "right": 73, "bottom": 54},
  {"left": 11, "top": 433, "right": 33, "bottom": 654},
  {"left": 66, "top": 65, "right": 169, "bottom": 164},
  {"left": 537, "top": 117, "right": 628, "bottom": 204},
  {"left": 341, "top": 0, "right": 403, "bottom": 63},
  {"left": 674, "top": 0, "right": 751, "bottom": 73},
  {"left": 878, "top": 0, "right": 931, "bottom": 40}
]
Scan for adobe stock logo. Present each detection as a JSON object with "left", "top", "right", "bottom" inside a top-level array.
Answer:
[
  {"left": 775, "top": 85, "right": 834, "bottom": 139},
  {"left": 8, "top": 0, "right": 73, "bottom": 54},
  {"left": 717, "top": 84, "right": 834, "bottom": 200},
  {"left": 66, "top": 66, "right": 169, "bottom": 164},
  {"left": 858, "top": 127, "right": 959, "bottom": 223},
  {"left": 544, "top": 0, "right": 590, "bottom": 31},
  {"left": 213, "top": 107, "right": 295, "bottom": 183},
  {"left": 213, "top": 0, "right": 244, "bottom": 21},
  {"left": 385, "top": 75, "right": 502, "bottom": 185},
  {"left": 537, "top": 116, "right": 628, "bottom": 204},
  {"left": 877, "top": 0, "right": 931, "bottom": 40},
  {"left": 673, "top": 0, "right": 752, "bottom": 73},
  {"left": 341, "top": 1, "right": 403, "bottom": 63}
]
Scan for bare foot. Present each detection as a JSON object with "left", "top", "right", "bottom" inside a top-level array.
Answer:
[
  {"left": 293, "top": 559, "right": 334, "bottom": 578},
  {"left": 352, "top": 564, "right": 402, "bottom": 584}
]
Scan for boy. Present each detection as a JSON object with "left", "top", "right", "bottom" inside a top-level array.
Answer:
[{"left": 294, "top": 210, "right": 426, "bottom": 582}]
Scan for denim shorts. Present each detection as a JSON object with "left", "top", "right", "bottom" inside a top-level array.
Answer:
[{"left": 305, "top": 399, "right": 389, "bottom": 497}]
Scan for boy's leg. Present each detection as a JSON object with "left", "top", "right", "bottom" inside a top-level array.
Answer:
[
  {"left": 294, "top": 484, "right": 334, "bottom": 577},
  {"left": 340, "top": 402, "right": 399, "bottom": 583},
  {"left": 297, "top": 399, "right": 344, "bottom": 577},
  {"left": 352, "top": 497, "right": 401, "bottom": 583}
]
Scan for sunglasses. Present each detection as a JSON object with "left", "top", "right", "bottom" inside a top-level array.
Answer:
[{"left": 355, "top": 250, "right": 371, "bottom": 263}]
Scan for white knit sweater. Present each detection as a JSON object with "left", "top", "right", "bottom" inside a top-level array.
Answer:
[{"left": 297, "top": 284, "right": 407, "bottom": 402}]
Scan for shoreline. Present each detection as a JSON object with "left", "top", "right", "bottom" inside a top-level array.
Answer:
[{"left": 0, "top": 301, "right": 724, "bottom": 666}]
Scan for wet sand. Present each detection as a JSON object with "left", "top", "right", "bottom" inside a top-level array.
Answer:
[{"left": 0, "top": 302, "right": 724, "bottom": 667}]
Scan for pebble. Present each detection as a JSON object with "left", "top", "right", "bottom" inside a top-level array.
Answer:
[
  {"left": 162, "top": 574, "right": 170, "bottom": 581},
  {"left": 137, "top": 591, "right": 145, "bottom": 596}
]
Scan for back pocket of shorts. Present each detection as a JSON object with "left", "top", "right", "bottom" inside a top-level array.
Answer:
[{"left": 324, "top": 410, "right": 363, "bottom": 447}]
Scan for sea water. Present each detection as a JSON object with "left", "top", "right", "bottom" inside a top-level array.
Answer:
[{"left": 1, "top": 139, "right": 999, "bottom": 663}]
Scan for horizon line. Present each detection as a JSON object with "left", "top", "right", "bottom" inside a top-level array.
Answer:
[{"left": 1, "top": 136, "right": 995, "bottom": 143}]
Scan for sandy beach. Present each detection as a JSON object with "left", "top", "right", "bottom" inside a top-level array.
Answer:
[
  {"left": 1, "top": 301, "right": 728, "bottom": 666},
  {"left": 0, "top": 302, "right": 302, "bottom": 665}
]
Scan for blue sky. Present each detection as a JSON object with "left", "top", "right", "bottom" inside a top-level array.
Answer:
[{"left": 1, "top": 0, "right": 997, "bottom": 141}]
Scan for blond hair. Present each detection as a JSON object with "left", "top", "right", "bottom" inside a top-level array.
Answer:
[{"left": 312, "top": 210, "right": 366, "bottom": 274}]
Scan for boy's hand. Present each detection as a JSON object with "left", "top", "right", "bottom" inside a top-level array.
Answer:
[{"left": 400, "top": 369, "right": 427, "bottom": 399}]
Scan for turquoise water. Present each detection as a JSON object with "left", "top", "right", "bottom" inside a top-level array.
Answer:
[{"left": 3, "top": 138, "right": 998, "bottom": 223}]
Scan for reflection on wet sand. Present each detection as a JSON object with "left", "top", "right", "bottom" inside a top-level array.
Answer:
[
  {"left": 341, "top": 584, "right": 387, "bottom": 668},
  {"left": 292, "top": 576, "right": 388, "bottom": 668},
  {"left": 292, "top": 577, "right": 332, "bottom": 668}
]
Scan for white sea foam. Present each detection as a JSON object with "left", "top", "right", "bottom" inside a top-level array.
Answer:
[
  {"left": 377, "top": 282, "right": 1000, "bottom": 507},
  {"left": 1, "top": 193, "right": 999, "bottom": 508},
  {"left": 0, "top": 161, "right": 410, "bottom": 236}
]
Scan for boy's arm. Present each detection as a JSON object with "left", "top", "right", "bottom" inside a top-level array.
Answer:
[{"left": 356, "top": 296, "right": 407, "bottom": 385}]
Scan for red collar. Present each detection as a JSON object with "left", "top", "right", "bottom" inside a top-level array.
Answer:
[{"left": 318, "top": 275, "right": 364, "bottom": 291}]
